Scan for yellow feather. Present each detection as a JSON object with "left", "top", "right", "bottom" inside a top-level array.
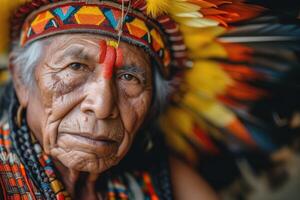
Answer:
[
  {"left": 169, "top": 0, "right": 201, "bottom": 13},
  {"left": 185, "top": 60, "right": 233, "bottom": 98},
  {"left": 183, "top": 34, "right": 219, "bottom": 50},
  {"left": 180, "top": 26, "right": 225, "bottom": 51},
  {"left": 183, "top": 92, "right": 235, "bottom": 128},
  {"left": 163, "top": 107, "right": 194, "bottom": 135},
  {"left": 188, "top": 42, "right": 227, "bottom": 59},
  {"left": 174, "top": 17, "right": 218, "bottom": 27},
  {"left": 159, "top": 110, "right": 198, "bottom": 163},
  {"left": 184, "top": 106, "right": 226, "bottom": 142},
  {"left": 146, "top": 0, "right": 171, "bottom": 18},
  {"left": 0, "top": 0, "right": 28, "bottom": 54},
  {"left": 180, "top": 25, "right": 225, "bottom": 37},
  {"left": 174, "top": 11, "right": 203, "bottom": 18}
]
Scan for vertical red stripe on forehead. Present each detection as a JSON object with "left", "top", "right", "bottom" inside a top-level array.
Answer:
[
  {"left": 99, "top": 40, "right": 107, "bottom": 64},
  {"left": 115, "top": 48, "right": 123, "bottom": 68},
  {"left": 101, "top": 45, "right": 116, "bottom": 79},
  {"left": 99, "top": 40, "right": 124, "bottom": 79}
]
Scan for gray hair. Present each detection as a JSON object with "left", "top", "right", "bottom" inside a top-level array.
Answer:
[
  {"left": 10, "top": 39, "right": 173, "bottom": 112},
  {"left": 152, "top": 66, "right": 174, "bottom": 113},
  {"left": 10, "top": 40, "right": 46, "bottom": 87}
]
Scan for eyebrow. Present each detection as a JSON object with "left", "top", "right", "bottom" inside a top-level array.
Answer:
[
  {"left": 55, "top": 46, "right": 91, "bottom": 64},
  {"left": 119, "top": 65, "right": 146, "bottom": 74}
]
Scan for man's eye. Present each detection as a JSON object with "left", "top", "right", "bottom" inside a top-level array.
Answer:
[
  {"left": 68, "top": 63, "right": 88, "bottom": 71},
  {"left": 119, "top": 74, "right": 140, "bottom": 83}
]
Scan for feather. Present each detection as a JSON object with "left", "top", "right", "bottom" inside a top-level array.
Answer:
[
  {"left": 244, "top": 124, "right": 276, "bottom": 152},
  {"left": 189, "top": 42, "right": 227, "bottom": 59},
  {"left": 183, "top": 92, "right": 234, "bottom": 127},
  {"left": 180, "top": 26, "right": 225, "bottom": 50},
  {"left": 174, "top": 17, "right": 218, "bottom": 27},
  {"left": 185, "top": 60, "right": 232, "bottom": 98},
  {"left": 169, "top": 0, "right": 201, "bottom": 14},
  {"left": 146, "top": 0, "right": 171, "bottom": 18},
  {"left": 174, "top": 11, "right": 203, "bottom": 18},
  {"left": 220, "top": 22, "right": 300, "bottom": 43},
  {"left": 160, "top": 109, "right": 199, "bottom": 162},
  {"left": 192, "top": 124, "right": 220, "bottom": 154}
]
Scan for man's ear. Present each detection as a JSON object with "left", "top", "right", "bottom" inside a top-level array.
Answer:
[{"left": 11, "top": 66, "right": 29, "bottom": 107}]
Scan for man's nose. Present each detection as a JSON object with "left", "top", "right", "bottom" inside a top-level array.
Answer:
[
  {"left": 80, "top": 77, "right": 119, "bottom": 119},
  {"left": 81, "top": 40, "right": 120, "bottom": 119}
]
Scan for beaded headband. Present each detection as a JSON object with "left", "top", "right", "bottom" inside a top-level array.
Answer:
[{"left": 18, "top": 1, "right": 181, "bottom": 77}]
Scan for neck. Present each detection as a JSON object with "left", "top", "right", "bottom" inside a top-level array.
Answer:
[{"left": 53, "top": 160, "right": 104, "bottom": 200}]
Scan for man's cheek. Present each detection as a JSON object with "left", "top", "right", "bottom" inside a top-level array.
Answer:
[
  {"left": 42, "top": 88, "right": 85, "bottom": 153},
  {"left": 58, "top": 109, "right": 95, "bottom": 134},
  {"left": 118, "top": 101, "right": 139, "bottom": 134},
  {"left": 37, "top": 66, "right": 86, "bottom": 104},
  {"left": 121, "top": 95, "right": 151, "bottom": 132},
  {"left": 36, "top": 76, "right": 55, "bottom": 108},
  {"left": 48, "top": 85, "right": 85, "bottom": 121}
]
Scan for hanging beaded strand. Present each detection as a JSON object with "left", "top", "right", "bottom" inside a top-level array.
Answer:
[{"left": 9, "top": 98, "right": 70, "bottom": 200}]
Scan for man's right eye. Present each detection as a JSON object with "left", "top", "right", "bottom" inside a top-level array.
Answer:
[{"left": 68, "top": 62, "right": 88, "bottom": 71}]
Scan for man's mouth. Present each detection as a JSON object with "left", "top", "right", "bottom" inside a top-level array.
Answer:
[
  {"left": 69, "top": 133, "right": 117, "bottom": 145},
  {"left": 57, "top": 132, "right": 119, "bottom": 156},
  {"left": 62, "top": 132, "right": 118, "bottom": 144}
]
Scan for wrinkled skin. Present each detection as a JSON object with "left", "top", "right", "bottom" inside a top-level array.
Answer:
[{"left": 13, "top": 34, "right": 153, "bottom": 197}]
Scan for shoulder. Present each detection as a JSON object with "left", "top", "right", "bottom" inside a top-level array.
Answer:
[{"left": 170, "top": 156, "right": 220, "bottom": 200}]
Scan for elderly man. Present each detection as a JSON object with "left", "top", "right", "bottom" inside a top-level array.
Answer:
[{"left": 1, "top": 0, "right": 300, "bottom": 200}]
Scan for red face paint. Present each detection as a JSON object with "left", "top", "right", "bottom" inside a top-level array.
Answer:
[
  {"left": 99, "top": 40, "right": 124, "bottom": 79},
  {"left": 98, "top": 40, "right": 107, "bottom": 64},
  {"left": 101, "top": 45, "right": 116, "bottom": 79},
  {"left": 115, "top": 47, "right": 123, "bottom": 68}
]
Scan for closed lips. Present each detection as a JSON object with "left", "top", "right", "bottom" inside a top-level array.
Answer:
[{"left": 57, "top": 132, "right": 119, "bottom": 156}]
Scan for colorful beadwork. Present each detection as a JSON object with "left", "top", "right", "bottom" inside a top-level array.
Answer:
[
  {"left": 0, "top": 123, "right": 43, "bottom": 200},
  {"left": 31, "top": 136, "right": 71, "bottom": 200},
  {"left": 20, "top": 2, "right": 172, "bottom": 76}
]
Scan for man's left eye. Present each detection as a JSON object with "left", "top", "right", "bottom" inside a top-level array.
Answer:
[
  {"left": 119, "top": 74, "right": 140, "bottom": 83},
  {"left": 68, "top": 62, "right": 88, "bottom": 71}
]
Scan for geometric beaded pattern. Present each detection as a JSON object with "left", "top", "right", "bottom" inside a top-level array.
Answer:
[
  {"left": 0, "top": 123, "right": 43, "bottom": 200},
  {"left": 107, "top": 172, "right": 160, "bottom": 200},
  {"left": 20, "top": 2, "right": 171, "bottom": 76}
]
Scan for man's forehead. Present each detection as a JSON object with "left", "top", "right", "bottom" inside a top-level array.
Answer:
[
  {"left": 50, "top": 34, "right": 110, "bottom": 48},
  {"left": 48, "top": 33, "right": 143, "bottom": 53},
  {"left": 44, "top": 33, "right": 151, "bottom": 67}
]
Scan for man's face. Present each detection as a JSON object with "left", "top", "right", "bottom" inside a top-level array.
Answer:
[{"left": 20, "top": 34, "right": 153, "bottom": 173}]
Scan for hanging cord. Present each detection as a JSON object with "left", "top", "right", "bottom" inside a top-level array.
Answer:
[{"left": 117, "top": 0, "right": 132, "bottom": 47}]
